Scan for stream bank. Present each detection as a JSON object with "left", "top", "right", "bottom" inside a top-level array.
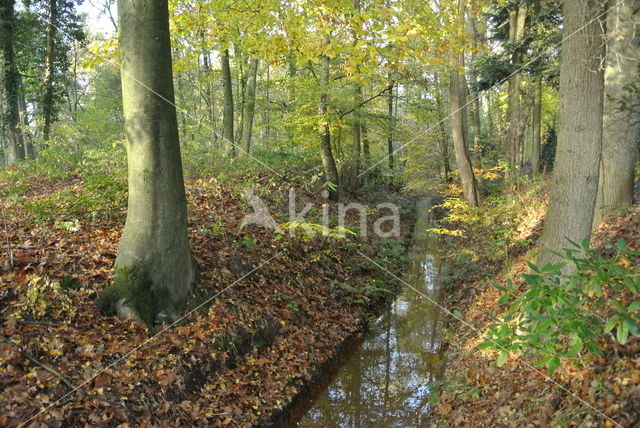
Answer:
[
  {"left": 273, "top": 198, "right": 447, "bottom": 427},
  {"left": 0, "top": 168, "right": 417, "bottom": 427}
]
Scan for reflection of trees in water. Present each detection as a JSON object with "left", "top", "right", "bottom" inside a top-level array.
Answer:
[{"left": 298, "top": 254, "right": 445, "bottom": 427}]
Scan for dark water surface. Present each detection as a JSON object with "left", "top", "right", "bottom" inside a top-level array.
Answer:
[{"left": 292, "top": 199, "right": 446, "bottom": 427}]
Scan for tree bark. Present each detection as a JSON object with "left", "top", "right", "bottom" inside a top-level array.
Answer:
[
  {"left": 531, "top": 73, "right": 542, "bottom": 175},
  {"left": 538, "top": 0, "right": 606, "bottom": 268},
  {"left": 387, "top": 81, "right": 395, "bottom": 170},
  {"left": 318, "top": 35, "right": 340, "bottom": 202},
  {"left": 240, "top": 58, "right": 258, "bottom": 156},
  {"left": 42, "top": 0, "right": 58, "bottom": 143},
  {"left": 506, "top": 1, "right": 528, "bottom": 175},
  {"left": 449, "top": 62, "right": 481, "bottom": 207},
  {"left": 468, "top": 13, "right": 483, "bottom": 167},
  {"left": 0, "top": 0, "right": 25, "bottom": 164},
  {"left": 435, "top": 82, "right": 452, "bottom": 182},
  {"left": 593, "top": 0, "right": 640, "bottom": 228},
  {"left": 18, "top": 83, "right": 34, "bottom": 158},
  {"left": 449, "top": 3, "right": 481, "bottom": 207},
  {"left": 108, "top": 0, "right": 198, "bottom": 326},
  {"left": 221, "top": 48, "right": 235, "bottom": 156},
  {"left": 362, "top": 121, "right": 370, "bottom": 162}
]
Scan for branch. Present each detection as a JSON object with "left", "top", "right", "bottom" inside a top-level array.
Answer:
[{"left": 338, "top": 82, "right": 395, "bottom": 119}]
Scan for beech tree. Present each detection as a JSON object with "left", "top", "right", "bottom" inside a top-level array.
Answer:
[
  {"left": 449, "top": 0, "right": 481, "bottom": 207},
  {"left": 318, "top": 33, "right": 340, "bottom": 202},
  {"left": 538, "top": 0, "right": 606, "bottom": 267},
  {"left": 0, "top": 0, "right": 25, "bottom": 164},
  {"left": 98, "top": 0, "right": 198, "bottom": 327},
  {"left": 221, "top": 48, "right": 235, "bottom": 156},
  {"left": 592, "top": 0, "right": 640, "bottom": 227},
  {"left": 240, "top": 58, "right": 259, "bottom": 156}
]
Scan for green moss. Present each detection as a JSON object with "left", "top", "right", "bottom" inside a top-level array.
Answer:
[{"left": 96, "top": 265, "right": 157, "bottom": 330}]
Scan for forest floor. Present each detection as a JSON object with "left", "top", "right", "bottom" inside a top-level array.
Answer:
[
  {"left": 0, "top": 162, "right": 413, "bottom": 427},
  {"left": 428, "top": 185, "right": 640, "bottom": 428}
]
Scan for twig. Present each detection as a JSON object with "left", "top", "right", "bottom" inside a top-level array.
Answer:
[{"left": 0, "top": 335, "right": 75, "bottom": 390}]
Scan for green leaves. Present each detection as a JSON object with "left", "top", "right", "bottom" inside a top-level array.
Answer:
[{"left": 480, "top": 239, "right": 639, "bottom": 374}]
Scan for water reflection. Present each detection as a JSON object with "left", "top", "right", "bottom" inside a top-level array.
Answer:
[{"left": 296, "top": 199, "right": 445, "bottom": 427}]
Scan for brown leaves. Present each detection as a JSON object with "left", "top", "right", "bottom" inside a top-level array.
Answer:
[{"left": 1, "top": 173, "right": 407, "bottom": 427}]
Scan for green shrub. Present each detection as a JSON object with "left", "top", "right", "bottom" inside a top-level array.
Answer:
[{"left": 480, "top": 239, "right": 639, "bottom": 373}]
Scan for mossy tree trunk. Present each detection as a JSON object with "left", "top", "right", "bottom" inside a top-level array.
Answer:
[
  {"left": 538, "top": 0, "right": 606, "bottom": 268},
  {"left": 42, "top": 0, "right": 57, "bottom": 143},
  {"left": 0, "top": 0, "right": 25, "bottom": 165},
  {"left": 107, "top": 0, "right": 198, "bottom": 327}
]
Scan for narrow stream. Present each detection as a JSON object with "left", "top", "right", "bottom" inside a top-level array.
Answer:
[{"left": 292, "top": 198, "right": 446, "bottom": 427}]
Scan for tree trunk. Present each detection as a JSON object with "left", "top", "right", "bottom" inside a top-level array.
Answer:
[
  {"left": 0, "top": 0, "right": 25, "bottom": 164},
  {"left": 531, "top": 73, "right": 542, "bottom": 175},
  {"left": 593, "top": 0, "right": 640, "bottom": 228},
  {"left": 450, "top": 63, "right": 481, "bottom": 207},
  {"left": 318, "top": 36, "right": 340, "bottom": 202},
  {"left": 448, "top": 1, "right": 481, "bottom": 207},
  {"left": 105, "top": 0, "right": 198, "bottom": 327},
  {"left": 362, "top": 121, "right": 370, "bottom": 162},
  {"left": 262, "top": 62, "right": 271, "bottom": 142},
  {"left": 345, "top": 83, "right": 362, "bottom": 193},
  {"left": 18, "top": 83, "right": 34, "bottom": 158},
  {"left": 387, "top": 82, "right": 395, "bottom": 170},
  {"left": 42, "top": 0, "right": 57, "bottom": 143},
  {"left": 435, "top": 83, "right": 452, "bottom": 182},
  {"left": 235, "top": 44, "right": 246, "bottom": 144},
  {"left": 221, "top": 48, "right": 235, "bottom": 156},
  {"left": 240, "top": 58, "right": 258, "bottom": 156},
  {"left": 538, "top": 0, "right": 606, "bottom": 268},
  {"left": 506, "top": 2, "right": 528, "bottom": 175},
  {"left": 468, "top": 14, "right": 483, "bottom": 167}
]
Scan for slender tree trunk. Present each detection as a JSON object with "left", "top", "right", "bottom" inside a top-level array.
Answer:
[
  {"left": 435, "top": 83, "right": 452, "bottom": 182},
  {"left": 201, "top": 47, "right": 217, "bottom": 146},
  {"left": 362, "top": 122, "right": 370, "bottom": 162},
  {"left": 221, "top": 48, "right": 235, "bottom": 156},
  {"left": 468, "top": 14, "right": 483, "bottom": 167},
  {"left": 387, "top": 82, "right": 395, "bottom": 170},
  {"left": 0, "top": 0, "right": 24, "bottom": 164},
  {"left": 106, "top": 0, "right": 198, "bottom": 327},
  {"left": 240, "top": 58, "right": 258, "bottom": 156},
  {"left": 42, "top": 0, "right": 58, "bottom": 143},
  {"left": 449, "top": 38, "right": 481, "bottom": 206},
  {"left": 318, "top": 35, "right": 339, "bottom": 202},
  {"left": 486, "top": 91, "right": 494, "bottom": 145},
  {"left": 262, "top": 62, "right": 271, "bottom": 142},
  {"left": 538, "top": 0, "right": 606, "bottom": 268},
  {"left": 450, "top": 68, "right": 481, "bottom": 206},
  {"left": 593, "top": 0, "right": 640, "bottom": 228},
  {"left": 506, "top": 2, "right": 528, "bottom": 175},
  {"left": 344, "top": 83, "right": 362, "bottom": 193},
  {"left": 18, "top": 83, "right": 34, "bottom": 158},
  {"left": 235, "top": 44, "right": 246, "bottom": 144},
  {"left": 531, "top": 73, "right": 542, "bottom": 175}
]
